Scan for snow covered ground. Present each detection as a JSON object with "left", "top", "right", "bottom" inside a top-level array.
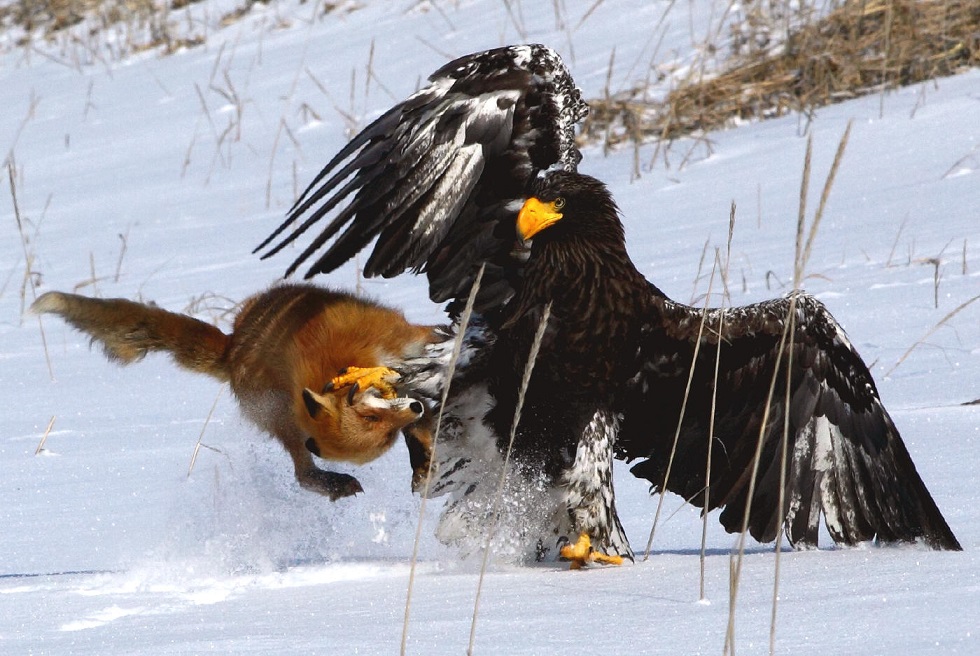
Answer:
[{"left": 1, "top": 1, "right": 978, "bottom": 653}]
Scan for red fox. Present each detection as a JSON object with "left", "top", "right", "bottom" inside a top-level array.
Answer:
[{"left": 31, "top": 283, "right": 440, "bottom": 499}]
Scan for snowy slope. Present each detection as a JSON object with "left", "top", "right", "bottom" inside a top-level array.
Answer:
[{"left": 2, "top": 1, "right": 978, "bottom": 653}]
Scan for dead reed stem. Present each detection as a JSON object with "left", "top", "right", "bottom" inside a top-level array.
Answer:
[
  {"left": 468, "top": 302, "right": 552, "bottom": 656},
  {"left": 643, "top": 252, "right": 719, "bottom": 559},
  {"left": 188, "top": 385, "right": 226, "bottom": 477},
  {"left": 701, "top": 303, "right": 724, "bottom": 601},
  {"left": 701, "top": 202, "right": 737, "bottom": 600},
  {"left": 9, "top": 160, "right": 55, "bottom": 380},
  {"left": 401, "top": 264, "right": 485, "bottom": 656},
  {"left": 725, "top": 123, "right": 849, "bottom": 655},
  {"left": 885, "top": 292, "right": 980, "bottom": 377},
  {"left": 35, "top": 416, "right": 56, "bottom": 455},
  {"left": 723, "top": 272, "right": 794, "bottom": 656}
]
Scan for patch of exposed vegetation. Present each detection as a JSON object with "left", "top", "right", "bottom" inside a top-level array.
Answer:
[
  {"left": 583, "top": 0, "right": 980, "bottom": 147},
  {"left": 1, "top": 0, "right": 364, "bottom": 54},
  {"left": 0, "top": 0, "right": 212, "bottom": 54}
]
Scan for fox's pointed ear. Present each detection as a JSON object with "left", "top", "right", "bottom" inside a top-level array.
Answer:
[{"left": 302, "top": 388, "right": 327, "bottom": 419}]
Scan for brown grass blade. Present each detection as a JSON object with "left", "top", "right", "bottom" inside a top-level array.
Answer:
[
  {"left": 402, "top": 264, "right": 485, "bottom": 656},
  {"left": 467, "top": 302, "right": 552, "bottom": 656}
]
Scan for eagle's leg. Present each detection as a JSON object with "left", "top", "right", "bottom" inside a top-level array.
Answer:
[
  {"left": 559, "top": 532, "right": 624, "bottom": 569},
  {"left": 327, "top": 366, "right": 401, "bottom": 399},
  {"left": 560, "top": 409, "right": 634, "bottom": 568}
]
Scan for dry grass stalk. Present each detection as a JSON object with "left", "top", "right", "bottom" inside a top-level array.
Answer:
[
  {"left": 468, "top": 302, "right": 552, "bottom": 656},
  {"left": 768, "top": 289, "right": 797, "bottom": 656},
  {"left": 700, "top": 202, "right": 738, "bottom": 600},
  {"left": 113, "top": 229, "right": 129, "bottom": 283},
  {"left": 9, "top": 160, "right": 55, "bottom": 380},
  {"left": 582, "top": 0, "right": 980, "bottom": 147},
  {"left": 35, "top": 416, "right": 57, "bottom": 455},
  {"left": 724, "top": 207, "right": 797, "bottom": 656},
  {"left": 643, "top": 253, "right": 719, "bottom": 559},
  {"left": 725, "top": 123, "right": 848, "bottom": 655},
  {"left": 885, "top": 292, "right": 980, "bottom": 377},
  {"left": 701, "top": 286, "right": 725, "bottom": 601},
  {"left": 402, "top": 264, "right": 484, "bottom": 656},
  {"left": 187, "top": 386, "right": 226, "bottom": 476}
]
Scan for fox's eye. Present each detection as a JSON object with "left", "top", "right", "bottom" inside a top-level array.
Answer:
[
  {"left": 364, "top": 415, "right": 381, "bottom": 423},
  {"left": 553, "top": 197, "right": 565, "bottom": 209}
]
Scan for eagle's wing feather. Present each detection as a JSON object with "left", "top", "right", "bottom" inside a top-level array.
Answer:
[
  {"left": 257, "top": 44, "right": 587, "bottom": 310},
  {"left": 619, "top": 291, "right": 960, "bottom": 550}
]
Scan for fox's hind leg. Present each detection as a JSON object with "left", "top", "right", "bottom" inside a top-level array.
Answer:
[{"left": 279, "top": 428, "right": 364, "bottom": 500}]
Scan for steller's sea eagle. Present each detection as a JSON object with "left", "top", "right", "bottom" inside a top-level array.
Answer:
[{"left": 257, "top": 44, "right": 960, "bottom": 564}]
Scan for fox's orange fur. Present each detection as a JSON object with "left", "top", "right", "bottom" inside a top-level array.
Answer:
[{"left": 32, "top": 283, "right": 439, "bottom": 500}]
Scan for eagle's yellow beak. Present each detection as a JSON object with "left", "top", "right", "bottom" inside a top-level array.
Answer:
[{"left": 517, "top": 197, "right": 563, "bottom": 241}]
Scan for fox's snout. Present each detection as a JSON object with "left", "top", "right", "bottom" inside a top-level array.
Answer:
[{"left": 387, "top": 397, "right": 424, "bottom": 417}]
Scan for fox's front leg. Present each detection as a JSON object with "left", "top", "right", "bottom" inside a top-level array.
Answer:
[
  {"left": 298, "top": 466, "right": 364, "bottom": 500},
  {"left": 280, "top": 428, "right": 363, "bottom": 500},
  {"left": 403, "top": 411, "right": 434, "bottom": 493}
]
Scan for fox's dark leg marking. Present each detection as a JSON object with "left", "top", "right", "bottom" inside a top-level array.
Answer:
[{"left": 403, "top": 410, "right": 434, "bottom": 493}]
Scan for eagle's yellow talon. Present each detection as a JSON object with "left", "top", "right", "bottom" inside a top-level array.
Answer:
[
  {"left": 329, "top": 366, "right": 400, "bottom": 399},
  {"left": 559, "top": 532, "right": 593, "bottom": 563},
  {"left": 559, "top": 532, "right": 624, "bottom": 569},
  {"left": 590, "top": 551, "right": 625, "bottom": 566}
]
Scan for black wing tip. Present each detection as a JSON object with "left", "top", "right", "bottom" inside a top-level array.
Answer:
[
  {"left": 722, "top": 511, "right": 963, "bottom": 552},
  {"left": 915, "top": 503, "right": 962, "bottom": 551},
  {"left": 856, "top": 527, "right": 962, "bottom": 551},
  {"left": 925, "top": 531, "right": 962, "bottom": 551},
  {"left": 254, "top": 214, "right": 298, "bottom": 257}
]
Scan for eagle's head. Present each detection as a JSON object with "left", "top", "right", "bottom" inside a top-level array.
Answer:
[{"left": 517, "top": 171, "right": 623, "bottom": 247}]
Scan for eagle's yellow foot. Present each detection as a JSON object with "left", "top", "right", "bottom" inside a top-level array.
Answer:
[
  {"left": 327, "top": 366, "right": 400, "bottom": 400},
  {"left": 559, "top": 532, "right": 625, "bottom": 570}
]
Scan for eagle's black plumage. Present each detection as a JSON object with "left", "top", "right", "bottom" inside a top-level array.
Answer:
[
  {"left": 259, "top": 45, "right": 960, "bottom": 559},
  {"left": 258, "top": 44, "right": 586, "bottom": 316},
  {"left": 521, "top": 171, "right": 959, "bottom": 551}
]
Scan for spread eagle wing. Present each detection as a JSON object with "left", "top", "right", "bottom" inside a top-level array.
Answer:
[
  {"left": 618, "top": 290, "right": 961, "bottom": 550},
  {"left": 256, "top": 44, "right": 587, "bottom": 313}
]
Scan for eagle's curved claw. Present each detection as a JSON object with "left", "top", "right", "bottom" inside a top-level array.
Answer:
[
  {"left": 328, "top": 366, "right": 401, "bottom": 400},
  {"left": 559, "top": 532, "right": 624, "bottom": 570}
]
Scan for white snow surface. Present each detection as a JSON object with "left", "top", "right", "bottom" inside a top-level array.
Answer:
[{"left": 2, "top": 1, "right": 978, "bottom": 653}]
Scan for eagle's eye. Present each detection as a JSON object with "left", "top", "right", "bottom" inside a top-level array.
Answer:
[{"left": 553, "top": 197, "right": 566, "bottom": 209}]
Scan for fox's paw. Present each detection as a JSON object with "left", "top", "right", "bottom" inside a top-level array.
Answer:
[
  {"left": 558, "top": 532, "right": 624, "bottom": 570},
  {"left": 410, "top": 459, "right": 432, "bottom": 494},
  {"left": 299, "top": 469, "right": 364, "bottom": 500},
  {"left": 326, "top": 366, "right": 401, "bottom": 401},
  {"left": 404, "top": 425, "right": 434, "bottom": 494}
]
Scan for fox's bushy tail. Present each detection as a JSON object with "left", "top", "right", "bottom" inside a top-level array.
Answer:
[{"left": 32, "top": 292, "right": 231, "bottom": 381}]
